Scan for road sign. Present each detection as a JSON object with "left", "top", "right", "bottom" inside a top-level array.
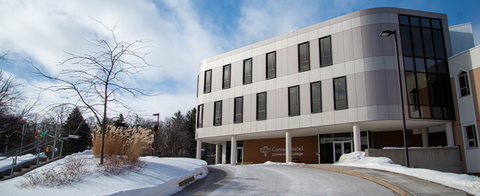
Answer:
[{"left": 39, "top": 132, "right": 48, "bottom": 136}]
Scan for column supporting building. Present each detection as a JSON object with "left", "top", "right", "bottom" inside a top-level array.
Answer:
[
  {"left": 353, "top": 123, "right": 361, "bottom": 152},
  {"left": 215, "top": 144, "right": 221, "bottom": 164},
  {"left": 286, "top": 130, "right": 292, "bottom": 163},
  {"left": 445, "top": 122, "right": 455, "bottom": 146},
  {"left": 231, "top": 136, "right": 237, "bottom": 165},
  {"left": 421, "top": 128, "right": 429, "bottom": 147},
  {"left": 222, "top": 141, "right": 227, "bottom": 164},
  {"left": 196, "top": 140, "right": 202, "bottom": 159}
]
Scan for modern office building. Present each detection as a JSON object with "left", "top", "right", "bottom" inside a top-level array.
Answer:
[{"left": 195, "top": 7, "right": 478, "bottom": 173}]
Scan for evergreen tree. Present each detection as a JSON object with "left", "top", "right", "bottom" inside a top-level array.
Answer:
[
  {"left": 114, "top": 114, "right": 127, "bottom": 128},
  {"left": 185, "top": 108, "right": 196, "bottom": 158},
  {"left": 61, "top": 107, "right": 91, "bottom": 155}
]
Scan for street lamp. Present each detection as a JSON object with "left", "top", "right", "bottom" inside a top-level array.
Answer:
[
  {"left": 379, "top": 29, "right": 410, "bottom": 167},
  {"left": 152, "top": 113, "right": 160, "bottom": 156}
]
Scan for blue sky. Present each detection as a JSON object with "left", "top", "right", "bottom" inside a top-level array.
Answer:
[{"left": 0, "top": 0, "right": 479, "bottom": 122}]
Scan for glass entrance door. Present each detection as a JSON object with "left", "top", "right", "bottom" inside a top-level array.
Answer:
[
  {"left": 333, "top": 141, "right": 352, "bottom": 162},
  {"left": 237, "top": 147, "right": 243, "bottom": 163}
]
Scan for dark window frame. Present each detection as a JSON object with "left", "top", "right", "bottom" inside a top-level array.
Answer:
[
  {"left": 214, "top": 100, "right": 222, "bottom": 126},
  {"left": 222, "top": 64, "right": 231, "bottom": 89},
  {"left": 256, "top": 92, "right": 267, "bottom": 120},
  {"left": 319, "top": 36, "right": 332, "bottom": 67},
  {"left": 310, "top": 81, "right": 322, "bottom": 113},
  {"left": 204, "top": 69, "right": 212, "bottom": 93},
  {"left": 334, "top": 76, "right": 348, "bottom": 110},
  {"left": 234, "top": 96, "right": 243, "bottom": 123},
  {"left": 243, "top": 58, "right": 252, "bottom": 85},
  {"left": 266, "top": 51, "right": 276, "bottom": 79},
  {"left": 197, "top": 104, "right": 204, "bottom": 128},
  {"left": 288, "top": 86, "right": 300, "bottom": 116},
  {"left": 298, "top": 42, "right": 310, "bottom": 72},
  {"left": 459, "top": 71, "right": 470, "bottom": 97},
  {"left": 465, "top": 125, "right": 478, "bottom": 148}
]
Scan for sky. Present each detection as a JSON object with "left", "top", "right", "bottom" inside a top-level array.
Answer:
[{"left": 0, "top": 0, "right": 479, "bottom": 123}]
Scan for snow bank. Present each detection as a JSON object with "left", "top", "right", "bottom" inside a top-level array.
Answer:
[
  {"left": 0, "top": 153, "right": 46, "bottom": 172},
  {"left": 336, "top": 152, "right": 480, "bottom": 196},
  {"left": 262, "top": 161, "right": 302, "bottom": 165},
  {"left": 0, "top": 150, "right": 208, "bottom": 196}
]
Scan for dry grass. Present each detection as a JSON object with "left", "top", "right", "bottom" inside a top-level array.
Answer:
[{"left": 91, "top": 125, "right": 152, "bottom": 173}]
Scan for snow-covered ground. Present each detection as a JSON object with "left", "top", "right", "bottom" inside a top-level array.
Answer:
[
  {"left": 0, "top": 153, "right": 47, "bottom": 172},
  {"left": 0, "top": 150, "right": 208, "bottom": 196},
  {"left": 336, "top": 152, "right": 480, "bottom": 196}
]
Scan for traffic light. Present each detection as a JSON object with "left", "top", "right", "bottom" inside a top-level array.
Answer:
[
  {"left": 46, "top": 146, "right": 49, "bottom": 152},
  {"left": 35, "top": 129, "right": 39, "bottom": 137}
]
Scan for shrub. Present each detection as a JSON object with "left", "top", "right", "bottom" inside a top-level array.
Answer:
[{"left": 19, "top": 156, "right": 89, "bottom": 188}]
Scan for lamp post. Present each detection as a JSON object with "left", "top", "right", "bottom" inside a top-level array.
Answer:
[
  {"left": 379, "top": 29, "right": 410, "bottom": 167},
  {"left": 152, "top": 113, "right": 160, "bottom": 156}
]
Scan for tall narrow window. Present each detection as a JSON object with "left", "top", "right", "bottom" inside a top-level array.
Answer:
[
  {"left": 459, "top": 71, "right": 470, "bottom": 97},
  {"left": 197, "top": 104, "right": 203, "bottom": 128},
  {"left": 214, "top": 101, "right": 222, "bottom": 126},
  {"left": 298, "top": 42, "right": 310, "bottom": 72},
  {"left": 223, "top": 64, "right": 231, "bottom": 89},
  {"left": 289, "top": 86, "right": 300, "bottom": 116},
  {"left": 204, "top": 69, "right": 212, "bottom": 93},
  {"left": 257, "top": 92, "right": 267, "bottom": 120},
  {"left": 311, "top": 81, "right": 322, "bottom": 113},
  {"left": 234, "top": 96, "right": 243, "bottom": 123},
  {"left": 334, "top": 76, "right": 348, "bottom": 110},
  {"left": 319, "top": 36, "right": 332, "bottom": 67},
  {"left": 243, "top": 58, "right": 252, "bottom": 84},
  {"left": 266, "top": 51, "right": 276, "bottom": 79},
  {"left": 466, "top": 125, "right": 478, "bottom": 148}
]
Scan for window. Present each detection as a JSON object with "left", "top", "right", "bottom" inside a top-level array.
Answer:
[
  {"left": 223, "top": 64, "right": 231, "bottom": 89},
  {"left": 266, "top": 51, "right": 276, "bottom": 79},
  {"left": 311, "top": 81, "right": 322, "bottom": 113},
  {"left": 244, "top": 58, "right": 252, "bottom": 84},
  {"left": 214, "top": 101, "right": 222, "bottom": 126},
  {"left": 466, "top": 125, "right": 478, "bottom": 148},
  {"left": 459, "top": 71, "right": 470, "bottom": 97},
  {"left": 234, "top": 96, "right": 243, "bottom": 123},
  {"left": 257, "top": 92, "right": 267, "bottom": 120},
  {"left": 197, "top": 104, "right": 203, "bottom": 128},
  {"left": 204, "top": 69, "right": 212, "bottom": 93},
  {"left": 319, "top": 36, "right": 332, "bottom": 67},
  {"left": 298, "top": 42, "right": 310, "bottom": 72},
  {"left": 289, "top": 86, "right": 300, "bottom": 116},
  {"left": 334, "top": 76, "right": 348, "bottom": 110}
]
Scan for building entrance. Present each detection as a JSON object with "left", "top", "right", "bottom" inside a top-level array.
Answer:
[{"left": 333, "top": 141, "right": 352, "bottom": 162}]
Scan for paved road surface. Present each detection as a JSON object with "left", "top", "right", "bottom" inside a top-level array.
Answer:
[{"left": 174, "top": 164, "right": 397, "bottom": 196}]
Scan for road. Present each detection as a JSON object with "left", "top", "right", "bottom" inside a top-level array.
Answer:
[{"left": 174, "top": 164, "right": 397, "bottom": 196}]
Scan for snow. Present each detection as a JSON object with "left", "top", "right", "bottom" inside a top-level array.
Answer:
[
  {"left": 262, "top": 161, "right": 302, "bottom": 165},
  {"left": 0, "top": 150, "right": 208, "bottom": 196},
  {"left": 0, "top": 153, "right": 46, "bottom": 172},
  {"left": 336, "top": 151, "right": 480, "bottom": 196}
]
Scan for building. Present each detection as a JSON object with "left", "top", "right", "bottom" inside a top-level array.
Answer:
[
  {"left": 449, "top": 45, "right": 480, "bottom": 173},
  {"left": 195, "top": 7, "right": 478, "bottom": 173}
]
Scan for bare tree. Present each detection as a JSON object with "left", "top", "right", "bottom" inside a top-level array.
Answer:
[{"left": 32, "top": 24, "right": 152, "bottom": 164}]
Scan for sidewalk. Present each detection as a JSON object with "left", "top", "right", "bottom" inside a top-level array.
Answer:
[{"left": 303, "top": 164, "right": 471, "bottom": 196}]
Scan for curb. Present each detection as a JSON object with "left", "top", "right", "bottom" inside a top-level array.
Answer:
[{"left": 301, "top": 165, "right": 411, "bottom": 196}]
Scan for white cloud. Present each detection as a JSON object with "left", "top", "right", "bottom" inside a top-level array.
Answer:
[{"left": 0, "top": 0, "right": 220, "bottom": 120}]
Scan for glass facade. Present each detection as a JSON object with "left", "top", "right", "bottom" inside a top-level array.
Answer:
[
  {"left": 288, "top": 86, "right": 300, "bottom": 116},
  {"left": 244, "top": 58, "right": 252, "bottom": 84},
  {"left": 298, "top": 42, "right": 310, "bottom": 72},
  {"left": 399, "top": 15, "right": 454, "bottom": 120},
  {"left": 266, "top": 52, "right": 276, "bottom": 79},
  {"left": 310, "top": 81, "right": 322, "bottom": 113},
  {"left": 319, "top": 131, "right": 371, "bottom": 163},
  {"left": 334, "top": 76, "right": 348, "bottom": 110},
  {"left": 257, "top": 92, "right": 267, "bottom": 120},
  {"left": 234, "top": 96, "right": 243, "bottom": 123}
]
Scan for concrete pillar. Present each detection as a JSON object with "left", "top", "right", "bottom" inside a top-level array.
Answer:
[
  {"left": 446, "top": 122, "right": 455, "bottom": 146},
  {"left": 286, "top": 130, "right": 292, "bottom": 163},
  {"left": 231, "top": 136, "right": 237, "bottom": 165},
  {"left": 222, "top": 141, "right": 227, "bottom": 164},
  {"left": 353, "top": 123, "right": 361, "bottom": 152},
  {"left": 215, "top": 144, "right": 221, "bottom": 164},
  {"left": 421, "top": 128, "right": 429, "bottom": 147},
  {"left": 196, "top": 140, "right": 202, "bottom": 159}
]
